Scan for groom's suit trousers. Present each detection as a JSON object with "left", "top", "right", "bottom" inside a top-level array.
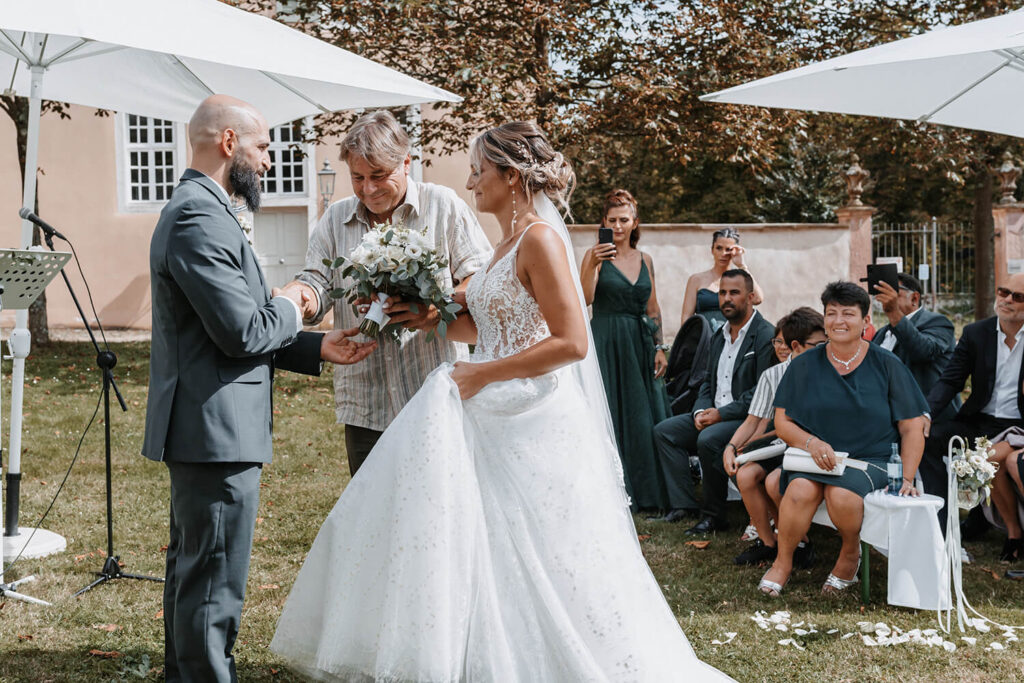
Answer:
[{"left": 163, "top": 461, "right": 262, "bottom": 683}]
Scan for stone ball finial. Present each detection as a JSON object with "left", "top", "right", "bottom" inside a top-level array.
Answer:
[
  {"left": 996, "top": 150, "right": 1022, "bottom": 205},
  {"left": 843, "top": 154, "right": 870, "bottom": 207}
]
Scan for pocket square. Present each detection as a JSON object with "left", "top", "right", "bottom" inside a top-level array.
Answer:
[{"left": 743, "top": 351, "right": 754, "bottom": 358}]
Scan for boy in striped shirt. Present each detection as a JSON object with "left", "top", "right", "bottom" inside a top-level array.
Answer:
[{"left": 724, "top": 307, "right": 827, "bottom": 566}]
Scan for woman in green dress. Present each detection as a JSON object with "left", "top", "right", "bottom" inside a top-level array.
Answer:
[
  {"left": 580, "top": 189, "right": 670, "bottom": 512},
  {"left": 758, "top": 281, "right": 928, "bottom": 597}
]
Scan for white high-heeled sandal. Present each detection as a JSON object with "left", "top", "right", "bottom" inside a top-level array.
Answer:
[
  {"left": 822, "top": 558, "right": 861, "bottom": 594},
  {"left": 758, "top": 570, "right": 787, "bottom": 597}
]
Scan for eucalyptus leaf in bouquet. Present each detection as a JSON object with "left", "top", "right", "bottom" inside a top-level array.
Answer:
[{"left": 324, "top": 219, "right": 459, "bottom": 342}]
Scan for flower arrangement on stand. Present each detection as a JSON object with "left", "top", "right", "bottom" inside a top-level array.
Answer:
[
  {"left": 950, "top": 437, "right": 997, "bottom": 510},
  {"left": 325, "top": 218, "right": 460, "bottom": 342}
]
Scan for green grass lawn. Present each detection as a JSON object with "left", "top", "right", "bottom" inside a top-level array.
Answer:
[{"left": 1, "top": 342, "right": 1022, "bottom": 682}]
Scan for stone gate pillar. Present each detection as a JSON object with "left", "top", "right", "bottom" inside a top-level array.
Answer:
[
  {"left": 993, "top": 151, "right": 1024, "bottom": 287},
  {"left": 836, "top": 154, "right": 876, "bottom": 287}
]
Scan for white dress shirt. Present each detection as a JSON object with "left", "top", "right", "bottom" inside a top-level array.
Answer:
[
  {"left": 714, "top": 313, "right": 756, "bottom": 409},
  {"left": 982, "top": 323, "right": 1024, "bottom": 420},
  {"left": 196, "top": 171, "right": 302, "bottom": 334},
  {"left": 880, "top": 306, "right": 921, "bottom": 351}
]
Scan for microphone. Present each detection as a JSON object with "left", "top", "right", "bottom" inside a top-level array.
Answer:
[{"left": 18, "top": 208, "right": 67, "bottom": 242}]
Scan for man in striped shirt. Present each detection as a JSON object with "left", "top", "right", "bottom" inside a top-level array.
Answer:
[
  {"left": 724, "top": 307, "right": 826, "bottom": 565},
  {"left": 283, "top": 111, "right": 492, "bottom": 475}
]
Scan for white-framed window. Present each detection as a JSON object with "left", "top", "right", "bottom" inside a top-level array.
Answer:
[
  {"left": 115, "top": 113, "right": 186, "bottom": 213},
  {"left": 261, "top": 122, "right": 307, "bottom": 197}
]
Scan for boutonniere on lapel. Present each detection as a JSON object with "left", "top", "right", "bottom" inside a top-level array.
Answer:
[{"left": 233, "top": 205, "right": 254, "bottom": 246}]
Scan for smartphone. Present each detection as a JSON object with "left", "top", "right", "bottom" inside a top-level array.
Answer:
[
  {"left": 598, "top": 227, "right": 614, "bottom": 244},
  {"left": 864, "top": 262, "right": 899, "bottom": 295}
]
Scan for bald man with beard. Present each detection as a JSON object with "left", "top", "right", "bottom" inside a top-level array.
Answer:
[{"left": 142, "top": 95, "right": 376, "bottom": 682}]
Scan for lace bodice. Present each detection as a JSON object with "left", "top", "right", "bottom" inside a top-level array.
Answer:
[{"left": 466, "top": 225, "right": 550, "bottom": 362}]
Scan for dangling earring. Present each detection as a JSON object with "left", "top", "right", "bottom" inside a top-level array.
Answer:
[{"left": 510, "top": 181, "right": 518, "bottom": 230}]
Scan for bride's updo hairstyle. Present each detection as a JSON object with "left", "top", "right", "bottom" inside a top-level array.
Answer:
[{"left": 471, "top": 121, "right": 576, "bottom": 216}]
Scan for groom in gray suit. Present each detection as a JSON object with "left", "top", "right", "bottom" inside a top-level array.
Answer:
[{"left": 142, "top": 95, "right": 376, "bottom": 682}]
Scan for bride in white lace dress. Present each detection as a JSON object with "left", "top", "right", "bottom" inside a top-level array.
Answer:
[{"left": 270, "top": 123, "right": 732, "bottom": 682}]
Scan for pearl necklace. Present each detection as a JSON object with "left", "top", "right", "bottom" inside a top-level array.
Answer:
[{"left": 829, "top": 341, "right": 863, "bottom": 371}]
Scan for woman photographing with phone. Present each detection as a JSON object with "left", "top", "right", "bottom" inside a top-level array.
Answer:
[
  {"left": 681, "top": 227, "right": 764, "bottom": 332},
  {"left": 580, "top": 189, "right": 671, "bottom": 512}
]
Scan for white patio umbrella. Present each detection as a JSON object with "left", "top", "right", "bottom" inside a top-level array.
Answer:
[
  {"left": 0, "top": 0, "right": 460, "bottom": 563},
  {"left": 700, "top": 9, "right": 1024, "bottom": 138}
]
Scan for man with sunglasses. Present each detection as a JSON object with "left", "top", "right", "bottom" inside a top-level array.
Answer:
[
  {"left": 922, "top": 274, "right": 1024, "bottom": 544},
  {"left": 872, "top": 273, "right": 958, "bottom": 419}
]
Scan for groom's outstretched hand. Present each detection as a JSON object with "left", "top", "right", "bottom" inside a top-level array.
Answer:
[{"left": 321, "top": 327, "right": 377, "bottom": 365}]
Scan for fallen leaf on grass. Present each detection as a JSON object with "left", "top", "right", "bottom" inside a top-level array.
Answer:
[
  {"left": 637, "top": 534, "right": 651, "bottom": 542},
  {"left": 981, "top": 567, "right": 1001, "bottom": 581},
  {"left": 259, "top": 584, "right": 280, "bottom": 590},
  {"left": 92, "top": 623, "right": 121, "bottom": 632},
  {"left": 154, "top": 609, "right": 164, "bottom": 620},
  {"left": 685, "top": 540, "right": 711, "bottom": 550},
  {"left": 17, "top": 634, "right": 33, "bottom": 641},
  {"left": 159, "top": 544, "right": 168, "bottom": 552},
  {"left": 88, "top": 649, "right": 122, "bottom": 658}
]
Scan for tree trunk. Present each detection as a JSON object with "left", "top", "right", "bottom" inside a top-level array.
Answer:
[
  {"left": 3, "top": 95, "right": 49, "bottom": 344},
  {"left": 973, "top": 169, "right": 995, "bottom": 320}
]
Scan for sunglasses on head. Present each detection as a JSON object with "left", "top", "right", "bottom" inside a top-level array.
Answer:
[{"left": 997, "top": 286, "right": 1024, "bottom": 304}]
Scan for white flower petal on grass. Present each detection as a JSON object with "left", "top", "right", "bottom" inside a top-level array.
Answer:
[
  {"left": 961, "top": 636, "right": 977, "bottom": 646},
  {"left": 775, "top": 624, "right": 789, "bottom": 631},
  {"left": 990, "top": 642, "right": 1005, "bottom": 650},
  {"left": 827, "top": 629, "right": 839, "bottom": 635},
  {"left": 943, "top": 641, "right": 957, "bottom": 652},
  {"left": 875, "top": 623, "right": 892, "bottom": 637},
  {"left": 862, "top": 635, "right": 878, "bottom": 646},
  {"left": 842, "top": 633, "right": 855, "bottom": 640},
  {"left": 711, "top": 632, "right": 737, "bottom": 646}
]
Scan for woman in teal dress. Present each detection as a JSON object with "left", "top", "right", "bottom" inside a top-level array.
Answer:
[
  {"left": 580, "top": 189, "right": 671, "bottom": 512},
  {"left": 758, "top": 281, "right": 928, "bottom": 597},
  {"left": 680, "top": 227, "right": 764, "bottom": 333}
]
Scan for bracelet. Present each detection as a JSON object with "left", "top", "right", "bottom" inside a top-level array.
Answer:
[
  {"left": 804, "top": 435, "right": 816, "bottom": 450},
  {"left": 902, "top": 477, "right": 914, "bottom": 484},
  {"left": 654, "top": 344, "right": 670, "bottom": 352},
  {"left": 725, "top": 443, "right": 737, "bottom": 453}
]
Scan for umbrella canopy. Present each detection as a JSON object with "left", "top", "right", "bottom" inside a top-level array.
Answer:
[
  {"left": 0, "top": 0, "right": 460, "bottom": 126},
  {"left": 0, "top": 0, "right": 461, "bottom": 555},
  {"left": 700, "top": 9, "right": 1024, "bottom": 139}
]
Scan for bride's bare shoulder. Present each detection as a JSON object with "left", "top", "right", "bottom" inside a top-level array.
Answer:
[{"left": 517, "top": 222, "right": 566, "bottom": 264}]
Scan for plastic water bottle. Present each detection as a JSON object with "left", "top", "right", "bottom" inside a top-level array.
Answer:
[{"left": 887, "top": 443, "right": 902, "bottom": 495}]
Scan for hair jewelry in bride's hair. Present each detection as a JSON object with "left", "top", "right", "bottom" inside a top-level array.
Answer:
[{"left": 470, "top": 122, "right": 576, "bottom": 218}]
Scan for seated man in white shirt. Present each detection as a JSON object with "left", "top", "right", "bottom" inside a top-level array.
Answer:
[
  {"left": 723, "top": 307, "right": 826, "bottom": 565},
  {"left": 924, "top": 274, "right": 1024, "bottom": 558}
]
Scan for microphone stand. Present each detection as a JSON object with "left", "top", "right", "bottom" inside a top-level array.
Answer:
[{"left": 36, "top": 228, "right": 163, "bottom": 595}]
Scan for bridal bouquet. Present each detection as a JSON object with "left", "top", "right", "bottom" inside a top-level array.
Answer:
[
  {"left": 325, "top": 219, "right": 460, "bottom": 342},
  {"left": 950, "top": 437, "right": 998, "bottom": 510}
]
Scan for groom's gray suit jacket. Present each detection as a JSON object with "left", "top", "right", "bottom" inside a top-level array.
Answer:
[{"left": 142, "top": 169, "right": 322, "bottom": 464}]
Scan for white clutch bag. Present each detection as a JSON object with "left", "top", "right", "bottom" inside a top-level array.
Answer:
[
  {"left": 735, "top": 439, "right": 787, "bottom": 465},
  {"left": 782, "top": 447, "right": 868, "bottom": 476}
]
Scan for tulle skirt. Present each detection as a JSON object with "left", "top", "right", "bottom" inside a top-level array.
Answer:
[{"left": 270, "top": 364, "right": 731, "bottom": 682}]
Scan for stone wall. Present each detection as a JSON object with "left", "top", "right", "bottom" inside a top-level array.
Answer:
[{"left": 569, "top": 223, "right": 851, "bottom": 339}]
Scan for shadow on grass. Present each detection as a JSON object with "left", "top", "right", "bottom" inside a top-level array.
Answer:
[{"left": 0, "top": 647, "right": 302, "bottom": 682}]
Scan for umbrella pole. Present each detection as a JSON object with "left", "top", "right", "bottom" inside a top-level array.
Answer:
[{"left": 3, "top": 66, "right": 42, "bottom": 541}]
